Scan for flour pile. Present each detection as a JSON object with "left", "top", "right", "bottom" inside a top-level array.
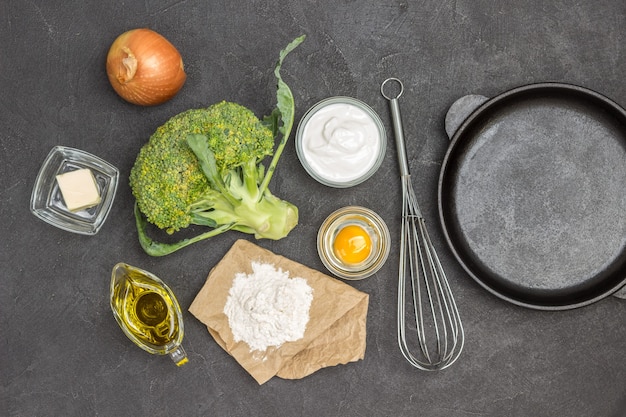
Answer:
[{"left": 224, "top": 262, "right": 314, "bottom": 352}]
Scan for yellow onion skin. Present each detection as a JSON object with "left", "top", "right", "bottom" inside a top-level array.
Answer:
[{"left": 106, "top": 28, "right": 186, "bottom": 106}]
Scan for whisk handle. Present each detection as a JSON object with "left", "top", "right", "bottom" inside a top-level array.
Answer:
[
  {"left": 381, "top": 78, "right": 410, "bottom": 177},
  {"left": 390, "top": 99, "right": 411, "bottom": 176}
]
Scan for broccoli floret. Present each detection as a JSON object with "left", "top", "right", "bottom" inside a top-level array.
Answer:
[
  {"left": 129, "top": 35, "right": 304, "bottom": 256},
  {"left": 129, "top": 101, "right": 274, "bottom": 233}
]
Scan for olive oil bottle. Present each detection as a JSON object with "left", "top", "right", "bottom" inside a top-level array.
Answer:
[{"left": 110, "top": 263, "right": 188, "bottom": 366}]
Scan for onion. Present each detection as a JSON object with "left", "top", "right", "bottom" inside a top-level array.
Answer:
[{"left": 106, "top": 28, "right": 186, "bottom": 106}]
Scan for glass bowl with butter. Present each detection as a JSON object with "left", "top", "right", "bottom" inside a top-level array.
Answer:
[
  {"left": 296, "top": 96, "right": 387, "bottom": 188},
  {"left": 30, "top": 146, "right": 119, "bottom": 235},
  {"left": 317, "top": 206, "right": 391, "bottom": 280}
]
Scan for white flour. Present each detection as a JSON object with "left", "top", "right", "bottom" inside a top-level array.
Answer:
[{"left": 224, "top": 262, "right": 313, "bottom": 352}]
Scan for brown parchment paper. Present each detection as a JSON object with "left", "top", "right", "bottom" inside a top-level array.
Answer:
[{"left": 189, "top": 239, "right": 369, "bottom": 385}]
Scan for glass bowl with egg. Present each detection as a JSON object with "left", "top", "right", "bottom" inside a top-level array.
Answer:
[
  {"left": 317, "top": 206, "right": 391, "bottom": 280},
  {"left": 30, "top": 146, "right": 119, "bottom": 235},
  {"left": 296, "top": 96, "right": 387, "bottom": 188}
]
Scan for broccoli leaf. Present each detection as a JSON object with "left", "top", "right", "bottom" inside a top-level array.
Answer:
[
  {"left": 259, "top": 34, "right": 305, "bottom": 194},
  {"left": 262, "top": 109, "right": 280, "bottom": 138},
  {"left": 186, "top": 134, "right": 238, "bottom": 204}
]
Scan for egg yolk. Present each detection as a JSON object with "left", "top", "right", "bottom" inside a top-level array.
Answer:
[{"left": 333, "top": 225, "right": 372, "bottom": 265}]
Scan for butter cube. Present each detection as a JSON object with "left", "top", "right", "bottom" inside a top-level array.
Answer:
[{"left": 56, "top": 168, "right": 101, "bottom": 212}]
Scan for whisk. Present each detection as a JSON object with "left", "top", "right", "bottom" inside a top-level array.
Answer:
[{"left": 381, "top": 78, "right": 464, "bottom": 371}]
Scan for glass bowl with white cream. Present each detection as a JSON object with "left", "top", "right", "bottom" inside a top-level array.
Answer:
[
  {"left": 296, "top": 97, "right": 387, "bottom": 188},
  {"left": 317, "top": 206, "right": 391, "bottom": 280}
]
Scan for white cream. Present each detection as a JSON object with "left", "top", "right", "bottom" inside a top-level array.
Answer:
[{"left": 300, "top": 101, "right": 382, "bottom": 184}]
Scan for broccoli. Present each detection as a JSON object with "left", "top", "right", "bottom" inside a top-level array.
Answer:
[
  {"left": 129, "top": 36, "right": 304, "bottom": 256},
  {"left": 130, "top": 102, "right": 275, "bottom": 233}
]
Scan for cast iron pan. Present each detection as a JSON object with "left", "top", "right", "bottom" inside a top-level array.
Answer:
[{"left": 439, "top": 82, "right": 626, "bottom": 310}]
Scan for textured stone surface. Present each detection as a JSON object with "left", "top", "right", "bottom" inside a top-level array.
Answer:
[{"left": 1, "top": 1, "right": 625, "bottom": 416}]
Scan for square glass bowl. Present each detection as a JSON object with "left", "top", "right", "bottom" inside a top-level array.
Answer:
[{"left": 30, "top": 146, "right": 119, "bottom": 235}]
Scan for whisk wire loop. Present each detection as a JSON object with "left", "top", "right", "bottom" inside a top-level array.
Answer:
[
  {"left": 384, "top": 77, "right": 464, "bottom": 371},
  {"left": 398, "top": 176, "right": 463, "bottom": 370}
]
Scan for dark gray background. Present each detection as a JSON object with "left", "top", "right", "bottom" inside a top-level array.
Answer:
[{"left": 2, "top": 0, "right": 625, "bottom": 416}]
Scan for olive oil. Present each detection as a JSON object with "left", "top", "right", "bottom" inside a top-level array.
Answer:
[{"left": 110, "top": 263, "right": 188, "bottom": 366}]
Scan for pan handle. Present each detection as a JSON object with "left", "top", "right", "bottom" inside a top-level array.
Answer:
[{"left": 444, "top": 94, "right": 489, "bottom": 139}]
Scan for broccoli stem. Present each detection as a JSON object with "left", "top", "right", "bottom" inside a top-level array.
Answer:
[
  {"left": 134, "top": 203, "right": 234, "bottom": 256},
  {"left": 186, "top": 133, "right": 299, "bottom": 240}
]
